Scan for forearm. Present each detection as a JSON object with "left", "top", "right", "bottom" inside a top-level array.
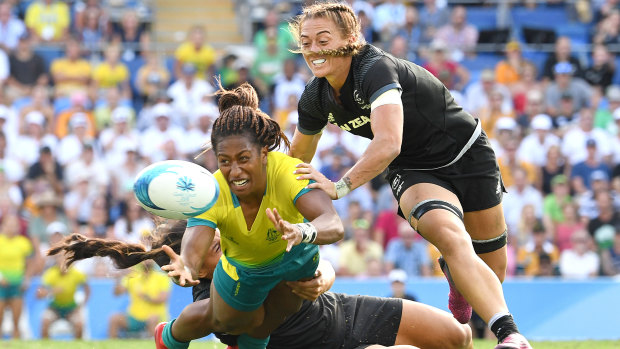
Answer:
[
  {"left": 180, "top": 226, "right": 214, "bottom": 279},
  {"left": 340, "top": 137, "right": 399, "bottom": 192},
  {"left": 289, "top": 129, "right": 321, "bottom": 163},
  {"left": 309, "top": 213, "right": 344, "bottom": 245}
]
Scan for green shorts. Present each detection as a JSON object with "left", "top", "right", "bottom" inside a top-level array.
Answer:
[
  {"left": 214, "top": 243, "right": 320, "bottom": 312},
  {"left": 0, "top": 283, "right": 21, "bottom": 300},
  {"left": 51, "top": 303, "right": 78, "bottom": 319},
  {"left": 127, "top": 315, "right": 147, "bottom": 332}
]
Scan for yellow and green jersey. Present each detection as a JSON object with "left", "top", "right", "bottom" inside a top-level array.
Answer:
[
  {"left": 188, "top": 151, "right": 313, "bottom": 267},
  {"left": 123, "top": 269, "right": 170, "bottom": 322},
  {"left": 0, "top": 235, "right": 33, "bottom": 284},
  {"left": 42, "top": 265, "right": 87, "bottom": 307}
]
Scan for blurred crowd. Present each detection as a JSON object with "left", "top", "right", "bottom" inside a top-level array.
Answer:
[{"left": 1, "top": 0, "right": 620, "bottom": 339}]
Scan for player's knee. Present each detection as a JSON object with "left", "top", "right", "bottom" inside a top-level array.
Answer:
[
  {"left": 434, "top": 225, "right": 472, "bottom": 257},
  {"left": 212, "top": 310, "right": 263, "bottom": 334}
]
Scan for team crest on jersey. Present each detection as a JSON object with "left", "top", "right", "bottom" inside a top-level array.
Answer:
[
  {"left": 266, "top": 228, "right": 281, "bottom": 242},
  {"left": 391, "top": 174, "right": 404, "bottom": 196},
  {"left": 353, "top": 90, "right": 371, "bottom": 110}
]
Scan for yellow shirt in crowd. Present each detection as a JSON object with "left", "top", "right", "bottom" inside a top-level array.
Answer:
[
  {"left": 174, "top": 42, "right": 216, "bottom": 77},
  {"left": 123, "top": 268, "right": 171, "bottom": 322},
  {"left": 93, "top": 63, "right": 129, "bottom": 89},
  {"left": 25, "top": 1, "right": 70, "bottom": 41},
  {"left": 0, "top": 235, "right": 33, "bottom": 284},
  {"left": 42, "top": 265, "right": 87, "bottom": 307},
  {"left": 51, "top": 58, "right": 92, "bottom": 96}
]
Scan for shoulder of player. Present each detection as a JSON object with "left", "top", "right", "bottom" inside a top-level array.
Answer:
[{"left": 267, "top": 152, "right": 301, "bottom": 177}]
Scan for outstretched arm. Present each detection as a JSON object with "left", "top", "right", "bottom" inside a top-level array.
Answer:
[
  {"left": 296, "top": 104, "right": 403, "bottom": 199},
  {"left": 162, "top": 225, "right": 215, "bottom": 286}
]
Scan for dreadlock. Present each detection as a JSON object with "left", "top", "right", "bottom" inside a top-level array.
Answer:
[
  {"left": 210, "top": 82, "right": 290, "bottom": 152},
  {"left": 289, "top": 1, "right": 366, "bottom": 56},
  {"left": 47, "top": 220, "right": 186, "bottom": 269}
]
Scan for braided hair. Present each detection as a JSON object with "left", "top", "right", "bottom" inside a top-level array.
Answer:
[
  {"left": 289, "top": 1, "right": 366, "bottom": 56},
  {"left": 211, "top": 82, "right": 290, "bottom": 152}
]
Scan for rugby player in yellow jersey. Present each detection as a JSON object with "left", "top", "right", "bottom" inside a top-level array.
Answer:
[
  {"left": 155, "top": 82, "right": 344, "bottom": 349},
  {"left": 37, "top": 250, "right": 90, "bottom": 339}
]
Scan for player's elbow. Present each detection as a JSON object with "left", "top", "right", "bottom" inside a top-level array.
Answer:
[
  {"left": 333, "top": 217, "right": 345, "bottom": 242},
  {"left": 378, "top": 136, "right": 401, "bottom": 161}
]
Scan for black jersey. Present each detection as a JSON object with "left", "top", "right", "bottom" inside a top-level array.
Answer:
[{"left": 297, "top": 44, "right": 479, "bottom": 170}]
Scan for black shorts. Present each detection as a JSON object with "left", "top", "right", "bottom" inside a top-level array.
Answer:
[
  {"left": 341, "top": 294, "right": 402, "bottom": 349},
  {"left": 387, "top": 130, "right": 505, "bottom": 218}
]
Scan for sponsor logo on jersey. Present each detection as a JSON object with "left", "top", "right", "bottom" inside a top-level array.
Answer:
[
  {"left": 331, "top": 114, "right": 371, "bottom": 132},
  {"left": 392, "top": 174, "right": 404, "bottom": 196}
]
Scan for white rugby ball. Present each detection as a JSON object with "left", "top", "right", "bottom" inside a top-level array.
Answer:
[{"left": 133, "top": 160, "right": 219, "bottom": 220}]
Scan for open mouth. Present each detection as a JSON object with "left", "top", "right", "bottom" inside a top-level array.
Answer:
[
  {"left": 312, "top": 58, "right": 326, "bottom": 65},
  {"left": 231, "top": 179, "right": 249, "bottom": 188}
]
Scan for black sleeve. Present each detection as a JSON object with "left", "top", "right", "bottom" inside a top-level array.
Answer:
[
  {"left": 26, "top": 163, "right": 41, "bottom": 180},
  {"left": 360, "top": 57, "right": 402, "bottom": 104},
  {"left": 54, "top": 161, "right": 63, "bottom": 181},
  {"left": 34, "top": 55, "right": 47, "bottom": 76},
  {"left": 542, "top": 56, "right": 555, "bottom": 80},
  {"left": 9, "top": 55, "right": 17, "bottom": 77},
  {"left": 297, "top": 82, "right": 327, "bottom": 135}
]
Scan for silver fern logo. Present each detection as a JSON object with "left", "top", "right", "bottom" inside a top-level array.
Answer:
[{"left": 176, "top": 176, "right": 195, "bottom": 191}]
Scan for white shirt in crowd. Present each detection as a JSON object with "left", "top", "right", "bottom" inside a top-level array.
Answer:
[
  {"left": 167, "top": 79, "right": 214, "bottom": 126},
  {"left": 502, "top": 184, "right": 543, "bottom": 234},
  {"left": 139, "top": 124, "right": 186, "bottom": 162},
  {"left": 517, "top": 132, "right": 561, "bottom": 166},
  {"left": 559, "top": 249, "right": 600, "bottom": 279},
  {"left": 561, "top": 127, "right": 613, "bottom": 165}
]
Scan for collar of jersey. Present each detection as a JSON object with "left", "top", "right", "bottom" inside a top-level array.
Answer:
[{"left": 229, "top": 180, "right": 267, "bottom": 208}]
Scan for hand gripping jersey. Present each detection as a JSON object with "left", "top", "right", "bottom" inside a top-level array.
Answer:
[{"left": 297, "top": 44, "right": 481, "bottom": 170}]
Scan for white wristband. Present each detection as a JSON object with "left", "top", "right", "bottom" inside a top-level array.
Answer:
[
  {"left": 296, "top": 222, "right": 318, "bottom": 244},
  {"left": 335, "top": 178, "right": 351, "bottom": 199}
]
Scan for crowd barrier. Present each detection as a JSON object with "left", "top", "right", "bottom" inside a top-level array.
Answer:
[{"left": 21, "top": 277, "right": 620, "bottom": 340}]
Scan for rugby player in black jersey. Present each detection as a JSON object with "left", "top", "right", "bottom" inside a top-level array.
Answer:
[{"left": 287, "top": 3, "right": 531, "bottom": 348}]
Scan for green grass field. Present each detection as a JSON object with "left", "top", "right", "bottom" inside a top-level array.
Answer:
[{"left": 3, "top": 340, "right": 620, "bottom": 349}]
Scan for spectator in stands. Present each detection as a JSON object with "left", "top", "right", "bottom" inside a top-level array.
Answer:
[
  {"left": 503, "top": 166, "right": 544, "bottom": 234},
  {"left": 373, "top": 0, "right": 407, "bottom": 44},
  {"left": 356, "top": 9, "right": 379, "bottom": 45},
  {"left": 546, "top": 62, "right": 592, "bottom": 117},
  {"left": 587, "top": 190, "right": 620, "bottom": 249},
  {"left": 542, "top": 36, "right": 584, "bottom": 82},
  {"left": 388, "top": 35, "right": 409, "bottom": 60},
  {"left": 478, "top": 89, "right": 515, "bottom": 139},
  {"left": 512, "top": 62, "right": 545, "bottom": 117},
  {"left": 57, "top": 113, "right": 96, "bottom": 165},
  {"left": 0, "top": 48, "right": 8, "bottom": 89},
  {"left": 593, "top": 9, "right": 620, "bottom": 46},
  {"left": 108, "top": 260, "right": 170, "bottom": 338},
  {"left": 435, "top": 5, "right": 478, "bottom": 61},
  {"left": 495, "top": 41, "right": 531, "bottom": 88},
  {"left": 385, "top": 220, "right": 431, "bottom": 278},
  {"left": 18, "top": 86, "right": 54, "bottom": 135},
  {"left": 138, "top": 102, "right": 184, "bottom": 163},
  {"left": 54, "top": 91, "right": 96, "bottom": 139},
  {"left": 253, "top": 8, "right": 296, "bottom": 61},
  {"left": 584, "top": 44, "right": 615, "bottom": 95},
  {"left": 555, "top": 202, "right": 584, "bottom": 253},
  {"left": 418, "top": 0, "right": 450, "bottom": 44},
  {"left": 559, "top": 229, "right": 600, "bottom": 278},
  {"left": 24, "top": 0, "right": 70, "bottom": 43},
  {"left": 23, "top": 145, "right": 63, "bottom": 198},
  {"left": 595, "top": 85, "right": 620, "bottom": 133},
  {"left": 93, "top": 87, "right": 133, "bottom": 130},
  {"left": 135, "top": 51, "right": 170, "bottom": 103},
  {"left": 37, "top": 231, "right": 89, "bottom": 339},
  {"left": 601, "top": 227, "right": 620, "bottom": 276},
  {"left": 397, "top": 6, "right": 423, "bottom": 62},
  {"left": 50, "top": 36, "right": 92, "bottom": 98},
  {"left": 167, "top": 63, "right": 214, "bottom": 127},
  {"left": 113, "top": 197, "right": 153, "bottom": 244},
  {"left": 111, "top": 10, "right": 148, "bottom": 62},
  {"left": 6, "top": 33, "right": 48, "bottom": 100},
  {"left": 28, "top": 190, "right": 70, "bottom": 248},
  {"left": 110, "top": 145, "right": 145, "bottom": 204},
  {"left": 100, "top": 107, "right": 139, "bottom": 165},
  {"left": 92, "top": 44, "right": 131, "bottom": 98},
  {"left": 517, "top": 223, "right": 559, "bottom": 276},
  {"left": 543, "top": 174, "right": 573, "bottom": 234},
  {"left": 65, "top": 143, "right": 108, "bottom": 194},
  {"left": 0, "top": 1, "right": 26, "bottom": 52},
  {"left": 0, "top": 131, "right": 23, "bottom": 184},
  {"left": 272, "top": 58, "right": 306, "bottom": 123},
  {"left": 517, "top": 114, "right": 560, "bottom": 168},
  {"left": 571, "top": 141, "right": 612, "bottom": 191},
  {"left": 514, "top": 204, "right": 541, "bottom": 248},
  {"left": 80, "top": 195, "right": 113, "bottom": 239},
  {"left": 338, "top": 219, "right": 384, "bottom": 277},
  {"left": 561, "top": 107, "right": 613, "bottom": 166},
  {"left": 577, "top": 167, "right": 620, "bottom": 220},
  {"left": 465, "top": 69, "right": 512, "bottom": 121},
  {"left": 64, "top": 173, "right": 96, "bottom": 226},
  {"left": 174, "top": 25, "right": 216, "bottom": 80},
  {"left": 0, "top": 211, "right": 33, "bottom": 339},
  {"left": 185, "top": 103, "right": 217, "bottom": 155},
  {"left": 499, "top": 138, "right": 537, "bottom": 188},
  {"left": 613, "top": 109, "right": 620, "bottom": 163},
  {"left": 488, "top": 116, "right": 518, "bottom": 160},
  {"left": 79, "top": 5, "right": 107, "bottom": 57},
  {"left": 387, "top": 269, "right": 417, "bottom": 301},
  {"left": 251, "top": 37, "right": 288, "bottom": 105},
  {"left": 372, "top": 198, "right": 403, "bottom": 250},
  {"left": 423, "top": 40, "right": 469, "bottom": 91},
  {"left": 13, "top": 113, "right": 58, "bottom": 168}
]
